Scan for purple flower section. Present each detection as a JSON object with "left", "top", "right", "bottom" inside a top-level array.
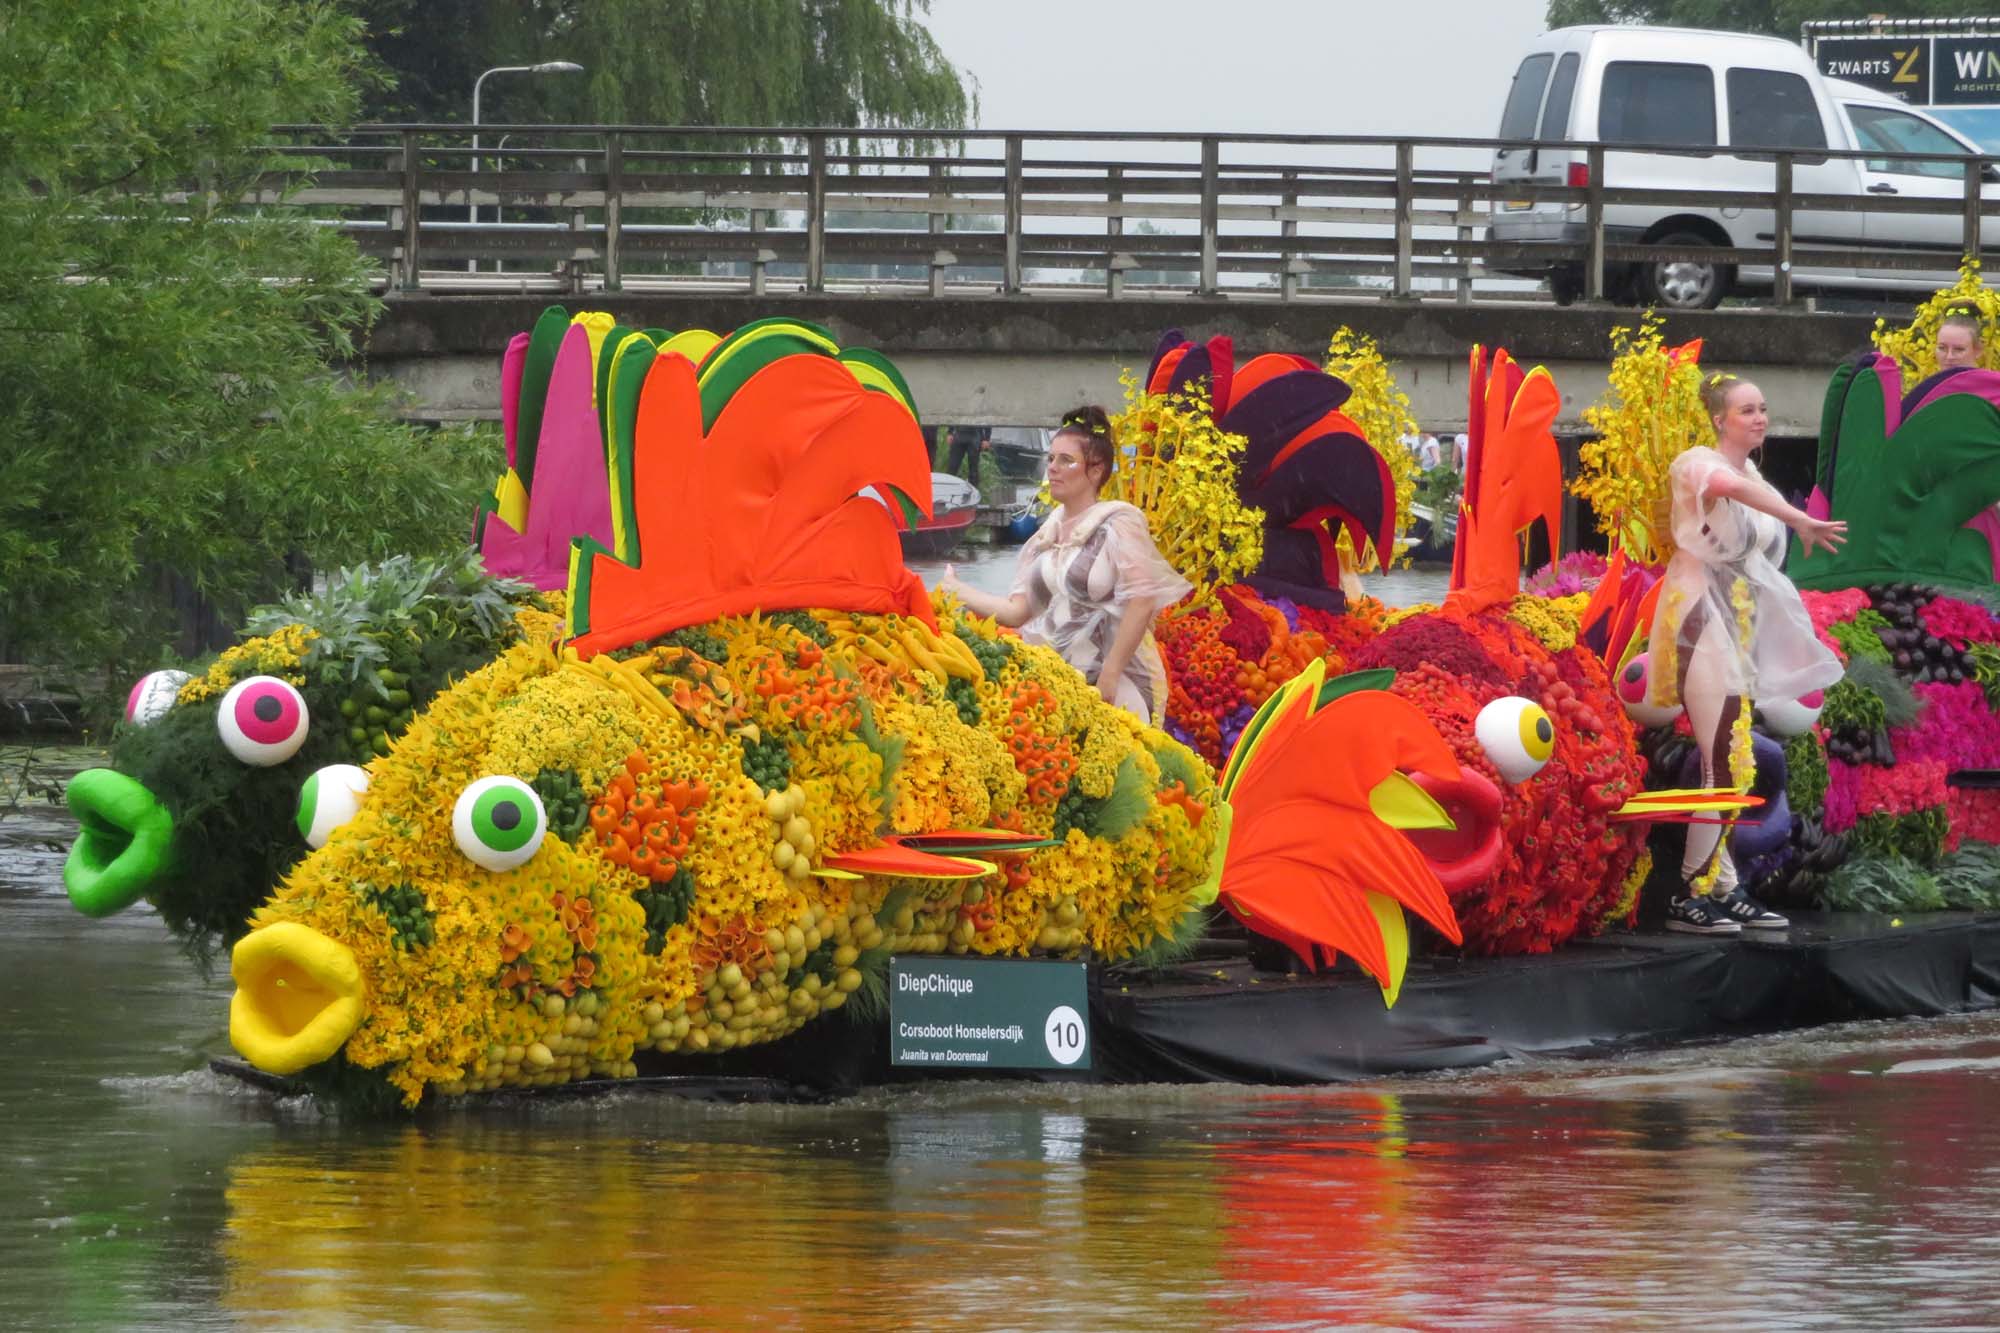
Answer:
[
  {"left": 1219, "top": 703, "right": 1256, "bottom": 755},
  {"left": 1267, "top": 594, "right": 1304, "bottom": 633}
]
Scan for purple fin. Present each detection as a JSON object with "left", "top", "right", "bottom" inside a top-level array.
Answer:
[
  {"left": 1220, "top": 371, "right": 1355, "bottom": 480},
  {"left": 1144, "top": 329, "right": 1189, "bottom": 391}
]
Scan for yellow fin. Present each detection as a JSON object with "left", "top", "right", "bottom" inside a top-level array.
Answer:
[
  {"left": 659, "top": 328, "right": 721, "bottom": 364},
  {"left": 813, "top": 867, "right": 864, "bottom": 881},
  {"left": 1365, "top": 891, "right": 1410, "bottom": 1008},
  {"left": 1190, "top": 799, "right": 1233, "bottom": 906},
  {"left": 494, "top": 469, "right": 529, "bottom": 531},
  {"left": 1367, "top": 771, "right": 1457, "bottom": 831}
]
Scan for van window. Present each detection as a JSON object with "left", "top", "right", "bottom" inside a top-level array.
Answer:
[
  {"left": 1727, "top": 69, "right": 1826, "bottom": 150},
  {"left": 1540, "top": 52, "right": 1580, "bottom": 139},
  {"left": 1848, "top": 104, "right": 1971, "bottom": 177},
  {"left": 1500, "top": 53, "right": 1554, "bottom": 139},
  {"left": 1599, "top": 61, "right": 1717, "bottom": 147}
]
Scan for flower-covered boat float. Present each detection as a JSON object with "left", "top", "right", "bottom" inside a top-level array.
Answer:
[{"left": 59, "top": 299, "right": 2000, "bottom": 1111}]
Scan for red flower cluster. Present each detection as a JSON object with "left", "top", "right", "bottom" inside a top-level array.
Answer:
[{"left": 1355, "top": 607, "right": 1646, "bottom": 954}]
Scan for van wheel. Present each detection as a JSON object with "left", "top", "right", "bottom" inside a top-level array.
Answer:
[{"left": 1640, "top": 232, "right": 1729, "bottom": 310}]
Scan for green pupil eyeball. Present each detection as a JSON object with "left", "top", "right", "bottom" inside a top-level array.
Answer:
[{"left": 453, "top": 776, "right": 547, "bottom": 871}]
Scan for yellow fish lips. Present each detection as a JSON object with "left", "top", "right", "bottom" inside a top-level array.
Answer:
[{"left": 229, "top": 921, "right": 365, "bottom": 1075}]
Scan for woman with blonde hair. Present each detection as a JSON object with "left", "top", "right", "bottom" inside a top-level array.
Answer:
[
  {"left": 943, "top": 407, "right": 1190, "bottom": 724},
  {"left": 1653, "top": 374, "right": 1847, "bottom": 935}
]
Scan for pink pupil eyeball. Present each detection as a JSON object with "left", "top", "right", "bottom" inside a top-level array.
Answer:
[
  {"left": 217, "top": 675, "right": 310, "bottom": 766},
  {"left": 236, "top": 682, "right": 300, "bottom": 743},
  {"left": 1618, "top": 658, "right": 1650, "bottom": 703}
]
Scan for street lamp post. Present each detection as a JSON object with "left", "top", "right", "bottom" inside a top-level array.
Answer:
[{"left": 469, "top": 61, "right": 584, "bottom": 272}]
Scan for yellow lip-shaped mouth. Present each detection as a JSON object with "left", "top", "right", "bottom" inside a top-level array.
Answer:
[{"left": 229, "top": 921, "right": 364, "bottom": 1075}]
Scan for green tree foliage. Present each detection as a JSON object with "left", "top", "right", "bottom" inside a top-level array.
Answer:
[
  {"left": 344, "top": 0, "right": 972, "bottom": 129},
  {"left": 1547, "top": 0, "right": 1996, "bottom": 34},
  {"left": 0, "top": 1, "right": 493, "bottom": 675}
]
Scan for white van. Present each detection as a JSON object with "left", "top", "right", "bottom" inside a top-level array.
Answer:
[{"left": 1488, "top": 26, "right": 2000, "bottom": 307}]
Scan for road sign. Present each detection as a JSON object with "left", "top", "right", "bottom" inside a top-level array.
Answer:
[{"left": 889, "top": 956, "right": 1091, "bottom": 1070}]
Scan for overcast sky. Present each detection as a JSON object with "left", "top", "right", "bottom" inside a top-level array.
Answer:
[{"left": 923, "top": 0, "right": 1555, "bottom": 138}]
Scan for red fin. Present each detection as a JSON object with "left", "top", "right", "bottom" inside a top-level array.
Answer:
[
  {"left": 1446, "top": 350, "right": 1563, "bottom": 616},
  {"left": 1217, "top": 678, "right": 1465, "bottom": 988},
  {"left": 823, "top": 842, "right": 995, "bottom": 880},
  {"left": 566, "top": 350, "right": 936, "bottom": 655}
]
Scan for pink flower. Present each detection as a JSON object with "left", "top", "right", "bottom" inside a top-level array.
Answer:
[{"left": 1920, "top": 596, "right": 2000, "bottom": 649}]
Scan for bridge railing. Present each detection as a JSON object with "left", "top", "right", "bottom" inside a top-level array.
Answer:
[{"left": 223, "top": 126, "right": 1999, "bottom": 303}]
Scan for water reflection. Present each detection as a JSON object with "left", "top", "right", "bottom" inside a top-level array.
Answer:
[{"left": 8, "top": 728, "right": 2000, "bottom": 1327}]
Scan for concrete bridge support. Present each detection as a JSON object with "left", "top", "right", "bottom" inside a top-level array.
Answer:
[{"left": 361, "top": 294, "right": 1879, "bottom": 439}]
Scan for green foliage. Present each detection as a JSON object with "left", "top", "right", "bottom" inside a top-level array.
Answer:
[
  {"left": 944, "top": 675, "right": 981, "bottom": 726},
  {"left": 364, "top": 883, "right": 434, "bottom": 950},
  {"left": 1783, "top": 730, "right": 1830, "bottom": 815},
  {"left": 954, "top": 625, "right": 1014, "bottom": 679},
  {"left": 1970, "top": 641, "right": 2000, "bottom": 708},
  {"left": 854, "top": 698, "right": 904, "bottom": 824},
  {"left": 634, "top": 869, "right": 697, "bottom": 954},
  {"left": 346, "top": 0, "right": 973, "bottom": 130},
  {"left": 1545, "top": 1, "right": 1989, "bottom": 34},
  {"left": 1851, "top": 807, "right": 1949, "bottom": 865},
  {"left": 1820, "top": 853, "right": 1947, "bottom": 913},
  {"left": 251, "top": 551, "right": 533, "bottom": 695},
  {"left": 738, "top": 731, "right": 792, "bottom": 793},
  {"left": 0, "top": 1, "right": 492, "bottom": 677},
  {"left": 1116, "top": 905, "right": 1210, "bottom": 971},
  {"left": 1845, "top": 656, "right": 1923, "bottom": 728},
  {"left": 650, "top": 627, "right": 730, "bottom": 663},
  {"left": 1820, "top": 840, "right": 2000, "bottom": 913},
  {"left": 1149, "top": 741, "right": 1205, "bottom": 797},
  {"left": 1821, "top": 678, "right": 1888, "bottom": 735},
  {"left": 1829, "top": 614, "right": 1892, "bottom": 666},
  {"left": 766, "top": 610, "right": 833, "bottom": 648},
  {"left": 530, "top": 768, "right": 589, "bottom": 844}
]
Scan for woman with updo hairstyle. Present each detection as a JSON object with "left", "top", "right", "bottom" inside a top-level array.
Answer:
[
  {"left": 1935, "top": 302, "right": 1986, "bottom": 372},
  {"left": 943, "top": 405, "right": 1190, "bottom": 723},
  {"left": 1650, "top": 372, "right": 1848, "bottom": 936}
]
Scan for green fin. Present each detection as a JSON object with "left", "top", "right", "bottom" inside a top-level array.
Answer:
[{"left": 1316, "top": 667, "right": 1395, "bottom": 709}]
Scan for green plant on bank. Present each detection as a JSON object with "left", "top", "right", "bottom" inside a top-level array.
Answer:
[
  {"left": 0, "top": 1, "right": 495, "bottom": 694},
  {"left": 1413, "top": 464, "right": 1462, "bottom": 516}
]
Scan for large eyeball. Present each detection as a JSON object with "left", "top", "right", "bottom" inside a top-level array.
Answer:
[
  {"left": 1476, "top": 696, "right": 1556, "bottom": 784},
  {"left": 1760, "top": 688, "right": 1825, "bottom": 738},
  {"left": 297, "top": 764, "right": 370, "bottom": 849},
  {"left": 452, "top": 776, "right": 547, "bottom": 872},
  {"left": 218, "top": 676, "right": 310, "bottom": 765},
  {"left": 126, "top": 669, "right": 191, "bottom": 727},
  {"left": 1615, "top": 653, "right": 1684, "bottom": 729}
]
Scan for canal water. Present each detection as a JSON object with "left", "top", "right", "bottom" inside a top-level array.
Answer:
[{"left": 7, "top": 581, "right": 2000, "bottom": 1328}]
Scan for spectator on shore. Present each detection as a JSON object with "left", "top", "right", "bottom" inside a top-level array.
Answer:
[{"left": 942, "top": 425, "right": 988, "bottom": 482}]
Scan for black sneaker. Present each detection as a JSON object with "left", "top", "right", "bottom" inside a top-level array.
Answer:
[
  {"left": 1665, "top": 894, "right": 1743, "bottom": 935},
  {"left": 1708, "top": 889, "right": 1789, "bottom": 930}
]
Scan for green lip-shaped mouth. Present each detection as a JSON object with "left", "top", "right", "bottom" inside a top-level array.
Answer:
[{"left": 64, "top": 769, "right": 174, "bottom": 918}]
